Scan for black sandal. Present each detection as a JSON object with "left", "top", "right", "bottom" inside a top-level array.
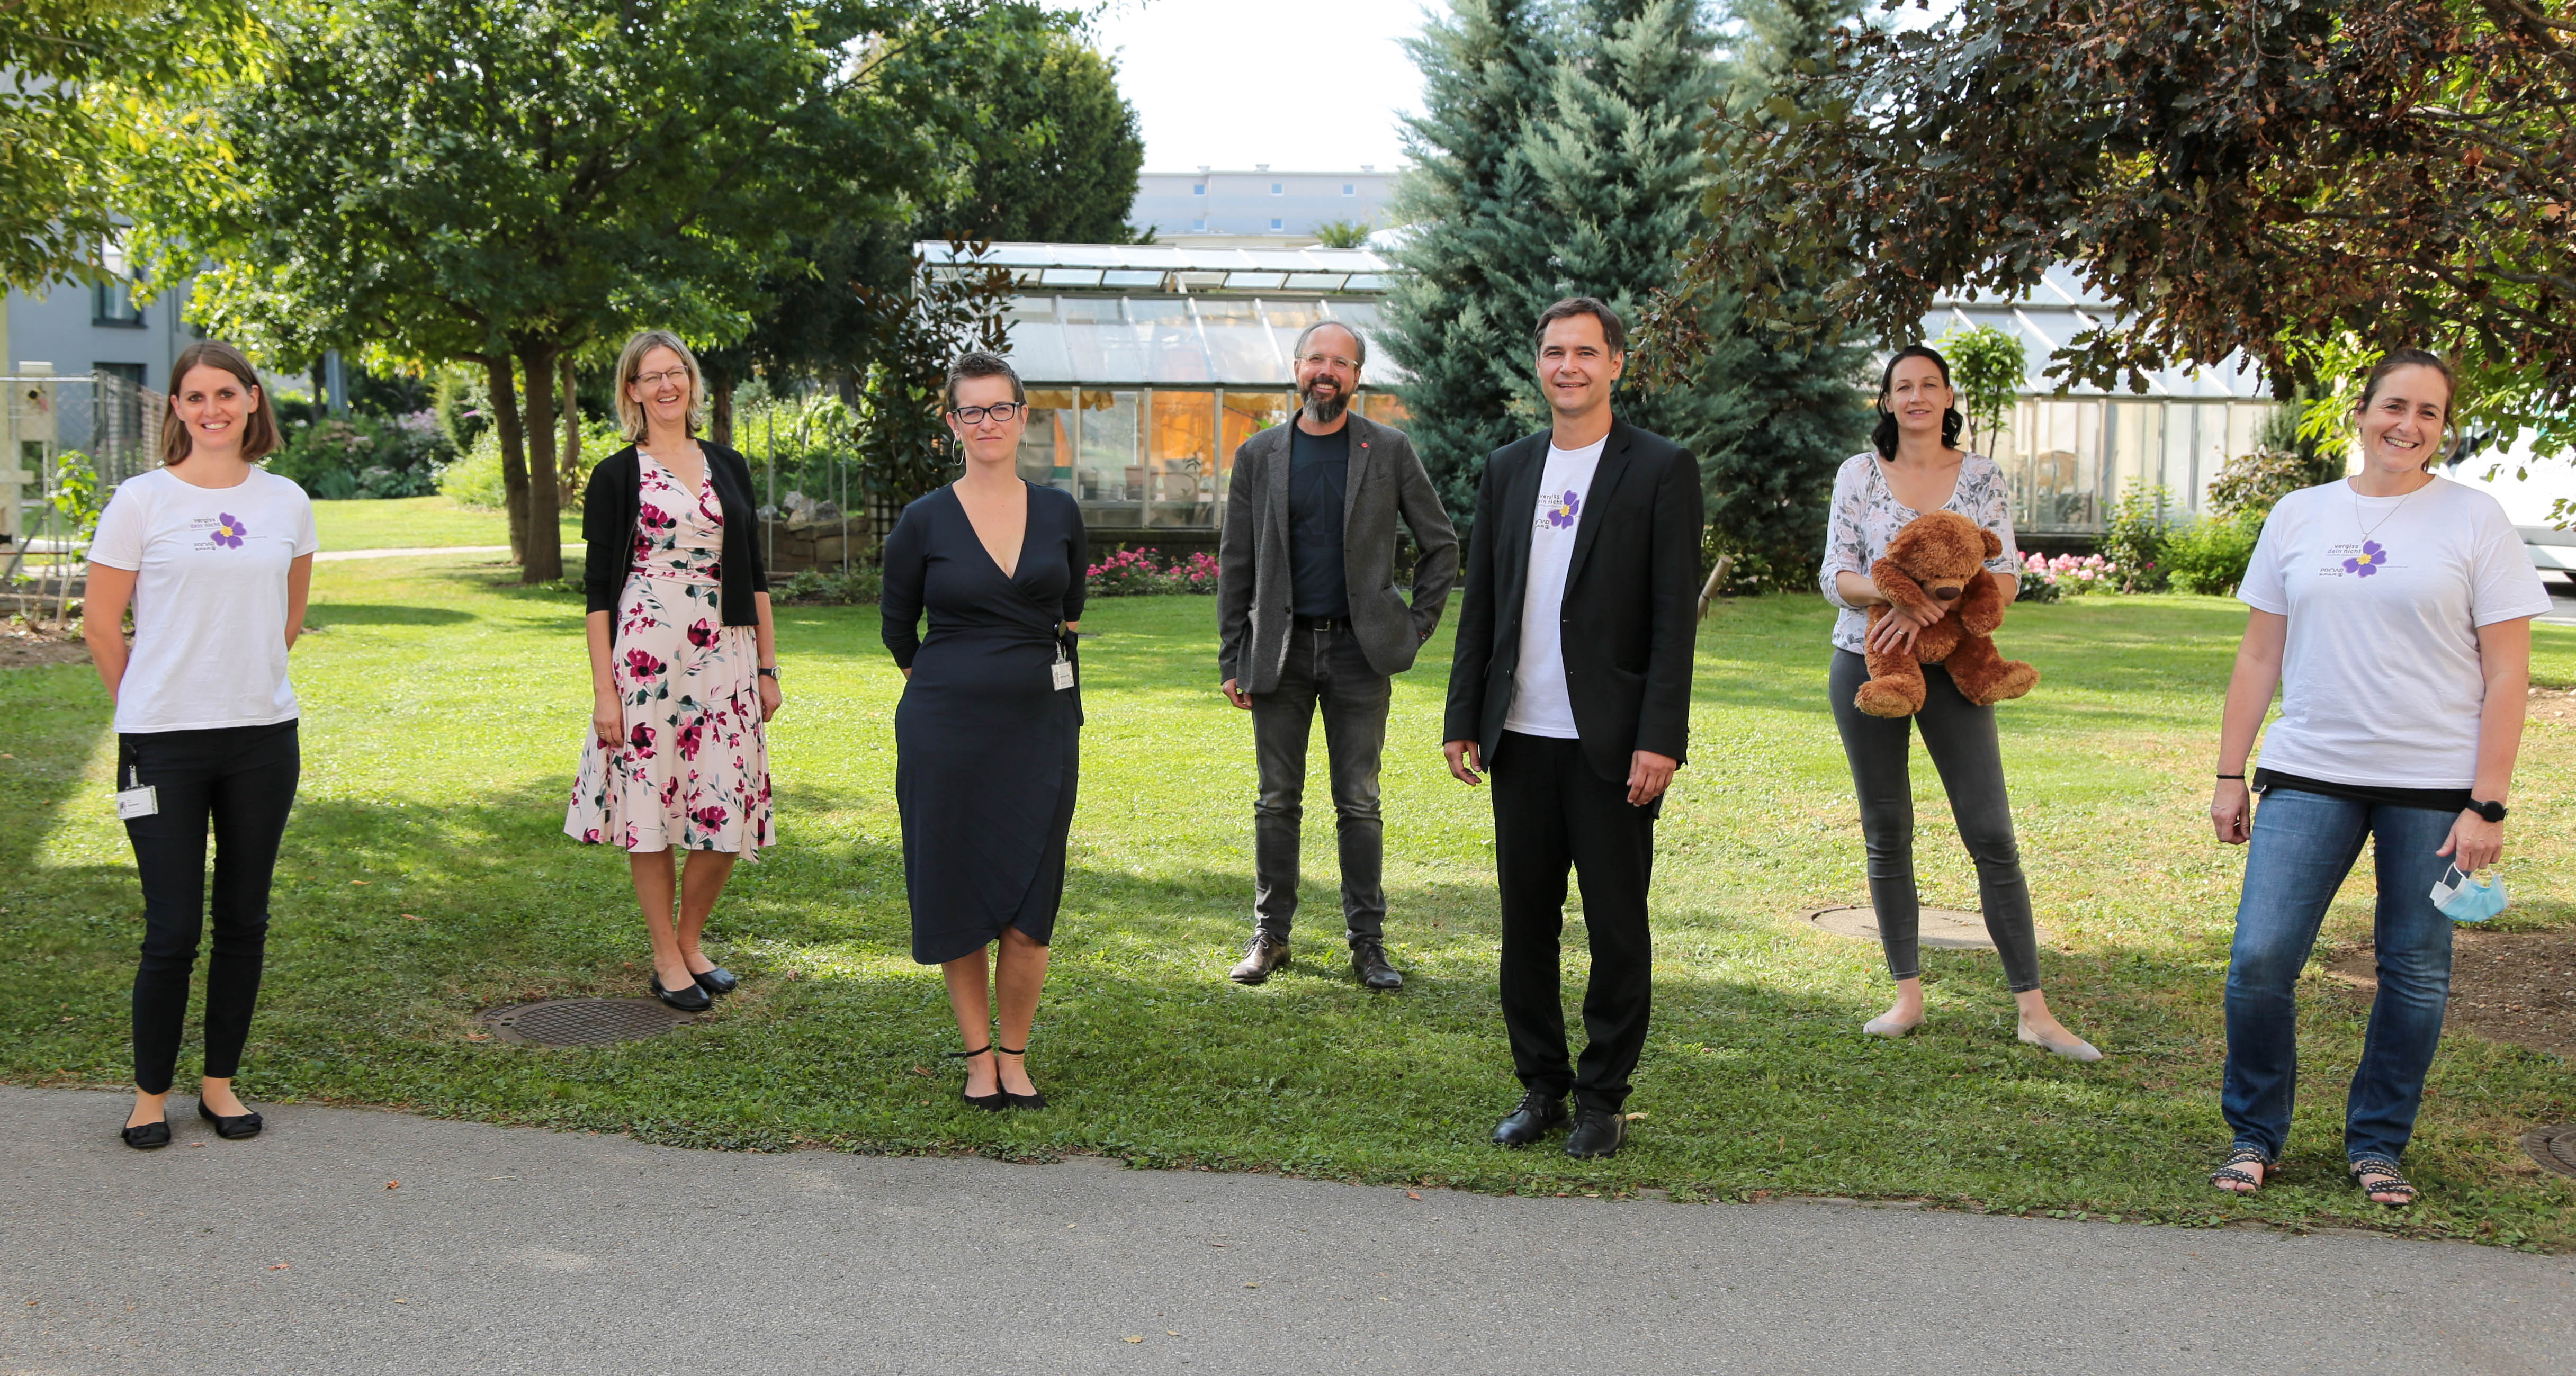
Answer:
[
  {"left": 2348, "top": 1155, "right": 2418, "bottom": 1207},
  {"left": 995, "top": 1044, "right": 1047, "bottom": 1110},
  {"left": 2209, "top": 1145, "right": 2274, "bottom": 1194},
  {"left": 948, "top": 1045, "right": 1005, "bottom": 1112}
]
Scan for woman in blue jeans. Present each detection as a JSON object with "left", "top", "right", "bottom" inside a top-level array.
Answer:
[{"left": 2208, "top": 349, "right": 2549, "bottom": 1206}]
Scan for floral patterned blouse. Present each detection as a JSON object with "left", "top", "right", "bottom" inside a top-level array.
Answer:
[{"left": 1818, "top": 451, "right": 2021, "bottom": 654}]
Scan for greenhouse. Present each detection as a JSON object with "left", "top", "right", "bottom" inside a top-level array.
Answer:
[{"left": 930, "top": 245, "right": 2283, "bottom": 543}]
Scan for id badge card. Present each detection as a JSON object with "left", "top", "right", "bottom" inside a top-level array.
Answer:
[
  {"left": 1051, "top": 638, "right": 1075, "bottom": 691},
  {"left": 114, "top": 742, "right": 158, "bottom": 819}
]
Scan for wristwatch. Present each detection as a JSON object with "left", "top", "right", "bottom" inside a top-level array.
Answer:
[
  {"left": 2467, "top": 798, "right": 2507, "bottom": 823},
  {"left": 757, "top": 667, "right": 779, "bottom": 680}
]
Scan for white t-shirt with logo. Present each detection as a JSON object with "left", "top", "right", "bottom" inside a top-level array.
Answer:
[
  {"left": 2238, "top": 476, "right": 2551, "bottom": 788},
  {"left": 1505, "top": 435, "right": 1608, "bottom": 739},
  {"left": 87, "top": 467, "right": 320, "bottom": 733}
]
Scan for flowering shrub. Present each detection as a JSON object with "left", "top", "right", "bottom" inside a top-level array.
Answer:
[
  {"left": 1088, "top": 547, "right": 1220, "bottom": 597},
  {"left": 270, "top": 410, "right": 455, "bottom": 499},
  {"left": 2016, "top": 552, "right": 2120, "bottom": 603}
]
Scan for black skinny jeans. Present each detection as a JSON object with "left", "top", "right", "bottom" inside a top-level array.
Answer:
[
  {"left": 1827, "top": 650, "right": 2041, "bottom": 993},
  {"left": 1250, "top": 622, "right": 1390, "bottom": 945},
  {"left": 122, "top": 721, "right": 300, "bottom": 1094}
]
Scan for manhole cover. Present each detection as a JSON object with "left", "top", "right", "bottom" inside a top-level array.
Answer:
[
  {"left": 1803, "top": 906, "right": 1998, "bottom": 951},
  {"left": 477, "top": 999, "right": 695, "bottom": 1047},
  {"left": 2523, "top": 1125, "right": 2576, "bottom": 1180}
]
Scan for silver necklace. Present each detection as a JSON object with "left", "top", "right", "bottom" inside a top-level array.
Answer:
[{"left": 2352, "top": 476, "right": 2430, "bottom": 544}]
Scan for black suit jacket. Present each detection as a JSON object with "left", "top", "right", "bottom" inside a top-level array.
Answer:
[{"left": 1442, "top": 418, "right": 1703, "bottom": 785}]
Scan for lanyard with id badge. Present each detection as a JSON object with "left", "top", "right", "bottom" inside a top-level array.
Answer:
[
  {"left": 114, "top": 738, "right": 158, "bottom": 820},
  {"left": 1051, "top": 627, "right": 1076, "bottom": 691}
]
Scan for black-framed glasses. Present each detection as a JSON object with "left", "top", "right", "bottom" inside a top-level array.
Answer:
[{"left": 950, "top": 402, "right": 1024, "bottom": 424}]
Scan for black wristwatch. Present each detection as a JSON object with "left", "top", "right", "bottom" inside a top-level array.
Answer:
[
  {"left": 2467, "top": 798, "right": 2507, "bottom": 823},
  {"left": 757, "top": 667, "right": 779, "bottom": 680}
]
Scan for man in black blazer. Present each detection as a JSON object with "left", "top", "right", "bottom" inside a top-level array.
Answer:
[{"left": 1442, "top": 298, "right": 1703, "bottom": 1160}]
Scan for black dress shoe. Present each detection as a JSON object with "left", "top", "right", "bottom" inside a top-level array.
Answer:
[
  {"left": 692, "top": 966, "right": 740, "bottom": 995},
  {"left": 1491, "top": 1091, "right": 1569, "bottom": 1148},
  {"left": 949, "top": 1046, "right": 1006, "bottom": 1111},
  {"left": 1350, "top": 940, "right": 1403, "bottom": 991},
  {"left": 649, "top": 975, "right": 713, "bottom": 1012},
  {"left": 197, "top": 1100, "right": 263, "bottom": 1140},
  {"left": 997, "top": 1044, "right": 1047, "bottom": 1109},
  {"left": 1564, "top": 1106, "right": 1627, "bottom": 1159},
  {"left": 120, "top": 1119, "right": 172, "bottom": 1150}
]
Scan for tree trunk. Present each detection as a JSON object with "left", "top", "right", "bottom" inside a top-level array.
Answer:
[
  {"left": 560, "top": 355, "right": 583, "bottom": 506},
  {"left": 707, "top": 362, "right": 733, "bottom": 448},
  {"left": 520, "top": 341, "right": 564, "bottom": 584},
  {"left": 484, "top": 355, "right": 531, "bottom": 565}
]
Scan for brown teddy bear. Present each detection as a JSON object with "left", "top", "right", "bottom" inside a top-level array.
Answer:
[{"left": 1854, "top": 509, "right": 2040, "bottom": 717}]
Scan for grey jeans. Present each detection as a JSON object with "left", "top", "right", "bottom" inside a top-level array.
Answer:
[
  {"left": 1827, "top": 649, "right": 2042, "bottom": 992},
  {"left": 1251, "top": 621, "right": 1390, "bottom": 945}
]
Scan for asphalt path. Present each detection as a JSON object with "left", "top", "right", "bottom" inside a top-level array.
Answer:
[{"left": 5, "top": 1086, "right": 2569, "bottom": 1375}]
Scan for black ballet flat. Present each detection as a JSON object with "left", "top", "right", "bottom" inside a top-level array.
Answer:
[
  {"left": 649, "top": 975, "right": 713, "bottom": 1012},
  {"left": 996, "top": 1044, "right": 1047, "bottom": 1110},
  {"left": 120, "top": 1118, "right": 172, "bottom": 1150},
  {"left": 692, "top": 966, "right": 740, "bottom": 996},
  {"left": 950, "top": 1045, "right": 1006, "bottom": 1111},
  {"left": 196, "top": 1100, "right": 263, "bottom": 1140}
]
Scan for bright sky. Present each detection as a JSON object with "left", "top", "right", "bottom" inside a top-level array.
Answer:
[{"left": 1073, "top": 0, "right": 1432, "bottom": 172}]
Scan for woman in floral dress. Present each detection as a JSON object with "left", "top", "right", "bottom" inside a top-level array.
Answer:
[{"left": 566, "top": 329, "right": 780, "bottom": 1013}]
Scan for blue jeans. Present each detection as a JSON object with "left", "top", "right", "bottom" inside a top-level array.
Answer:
[{"left": 2222, "top": 787, "right": 2457, "bottom": 1164}]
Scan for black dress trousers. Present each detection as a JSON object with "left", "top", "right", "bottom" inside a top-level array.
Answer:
[{"left": 1489, "top": 730, "right": 1656, "bottom": 1113}]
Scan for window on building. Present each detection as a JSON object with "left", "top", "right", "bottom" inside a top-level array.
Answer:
[
  {"left": 1343, "top": 184, "right": 1356, "bottom": 196},
  {"left": 1271, "top": 182, "right": 1283, "bottom": 195},
  {"left": 1192, "top": 183, "right": 1205, "bottom": 195},
  {"left": 94, "top": 276, "right": 145, "bottom": 328},
  {"left": 1270, "top": 218, "right": 1283, "bottom": 231},
  {"left": 1192, "top": 219, "right": 1207, "bottom": 232}
]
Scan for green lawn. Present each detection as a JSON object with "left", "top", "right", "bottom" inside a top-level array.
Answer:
[
  {"left": 7, "top": 556, "right": 2573, "bottom": 1249},
  {"left": 310, "top": 495, "right": 581, "bottom": 551}
]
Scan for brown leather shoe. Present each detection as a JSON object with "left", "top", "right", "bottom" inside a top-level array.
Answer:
[{"left": 1229, "top": 932, "right": 1291, "bottom": 984}]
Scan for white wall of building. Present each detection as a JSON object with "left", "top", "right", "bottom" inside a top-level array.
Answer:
[{"left": 1130, "top": 167, "right": 1397, "bottom": 241}]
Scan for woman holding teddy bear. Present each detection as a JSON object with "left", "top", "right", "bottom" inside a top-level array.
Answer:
[{"left": 1817, "top": 344, "right": 2101, "bottom": 1061}]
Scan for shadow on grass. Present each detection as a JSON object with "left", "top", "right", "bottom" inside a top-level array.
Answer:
[{"left": 306, "top": 604, "right": 477, "bottom": 627}]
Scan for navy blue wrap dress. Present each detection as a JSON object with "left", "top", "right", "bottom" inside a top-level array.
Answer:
[{"left": 881, "top": 482, "right": 1086, "bottom": 965}]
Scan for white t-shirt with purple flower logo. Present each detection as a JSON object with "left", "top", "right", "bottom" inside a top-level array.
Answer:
[
  {"left": 88, "top": 466, "right": 320, "bottom": 733},
  {"left": 2238, "top": 476, "right": 2551, "bottom": 788},
  {"left": 1505, "top": 435, "right": 1607, "bottom": 739}
]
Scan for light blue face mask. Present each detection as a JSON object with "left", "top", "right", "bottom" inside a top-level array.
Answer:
[{"left": 2430, "top": 866, "right": 2507, "bottom": 923}]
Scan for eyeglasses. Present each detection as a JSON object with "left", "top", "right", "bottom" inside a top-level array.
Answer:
[
  {"left": 950, "top": 402, "right": 1024, "bottom": 424},
  {"left": 1297, "top": 352, "right": 1360, "bottom": 373},
  {"left": 633, "top": 368, "right": 690, "bottom": 390}
]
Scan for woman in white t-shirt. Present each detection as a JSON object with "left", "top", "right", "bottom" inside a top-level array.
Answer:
[
  {"left": 2207, "top": 349, "right": 2548, "bottom": 1208},
  {"left": 82, "top": 340, "right": 318, "bottom": 1151}
]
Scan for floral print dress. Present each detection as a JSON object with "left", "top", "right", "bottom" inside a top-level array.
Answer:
[
  {"left": 1817, "top": 451, "right": 2022, "bottom": 655},
  {"left": 564, "top": 451, "right": 775, "bottom": 857}
]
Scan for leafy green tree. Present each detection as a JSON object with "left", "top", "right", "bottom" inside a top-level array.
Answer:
[
  {"left": 1682, "top": 0, "right": 2576, "bottom": 467},
  {"left": 1312, "top": 219, "right": 1374, "bottom": 249},
  {"left": 1934, "top": 323, "right": 2024, "bottom": 458},
  {"left": 0, "top": 0, "right": 262, "bottom": 292},
  {"left": 850, "top": 242, "right": 1017, "bottom": 512},
  {"left": 1380, "top": 0, "right": 1565, "bottom": 529},
  {"left": 151, "top": 0, "right": 969, "bottom": 582}
]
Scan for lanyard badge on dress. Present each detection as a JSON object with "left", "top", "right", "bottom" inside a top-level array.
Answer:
[{"left": 1052, "top": 632, "right": 1075, "bottom": 691}]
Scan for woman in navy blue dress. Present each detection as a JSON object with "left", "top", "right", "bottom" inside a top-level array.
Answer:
[{"left": 882, "top": 350, "right": 1085, "bottom": 1111}]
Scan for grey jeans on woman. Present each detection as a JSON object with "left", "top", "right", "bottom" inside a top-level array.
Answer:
[{"left": 1827, "top": 649, "right": 2042, "bottom": 992}]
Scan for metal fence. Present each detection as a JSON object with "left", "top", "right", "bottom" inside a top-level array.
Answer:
[{"left": 5, "top": 371, "right": 162, "bottom": 580}]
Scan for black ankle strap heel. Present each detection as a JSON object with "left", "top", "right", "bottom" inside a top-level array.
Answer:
[
  {"left": 951, "top": 1045, "right": 1005, "bottom": 1111},
  {"left": 994, "top": 1045, "right": 1047, "bottom": 1111}
]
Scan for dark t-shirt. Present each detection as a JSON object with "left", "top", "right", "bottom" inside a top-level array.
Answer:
[{"left": 1287, "top": 421, "right": 1351, "bottom": 618}]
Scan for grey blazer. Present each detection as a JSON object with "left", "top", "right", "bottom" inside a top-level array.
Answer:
[{"left": 1216, "top": 411, "right": 1461, "bottom": 694}]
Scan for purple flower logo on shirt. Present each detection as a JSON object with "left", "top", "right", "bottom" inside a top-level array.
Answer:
[
  {"left": 1545, "top": 490, "right": 1581, "bottom": 528},
  {"left": 211, "top": 513, "right": 247, "bottom": 548},
  {"left": 2342, "top": 539, "right": 2387, "bottom": 577}
]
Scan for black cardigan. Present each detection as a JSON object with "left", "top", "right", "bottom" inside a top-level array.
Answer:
[{"left": 582, "top": 442, "right": 770, "bottom": 645}]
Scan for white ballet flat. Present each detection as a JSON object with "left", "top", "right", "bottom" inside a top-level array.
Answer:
[{"left": 2018, "top": 1026, "right": 2103, "bottom": 1062}]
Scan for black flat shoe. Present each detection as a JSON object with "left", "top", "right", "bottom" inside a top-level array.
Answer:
[
  {"left": 1492, "top": 1091, "right": 1569, "bottom": 1148},
  {"left": 692, "top": 966, "right": 740, "bottom": 996},
  {"left": 120, "top": 1119, "right": 171, "bottom": 1150},
  {"left": 649, "top": 975, "right": 713, "bottom": 1012},
  {"left": 949, "top": 1045, "right": 1006, "bottom": 1111},
  {"left": 997, "top": 1044, "right": 1047, "bottom": 1110},
  {"left": 196, "top": 1100, "right": 263, "bottom": 1140}
]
